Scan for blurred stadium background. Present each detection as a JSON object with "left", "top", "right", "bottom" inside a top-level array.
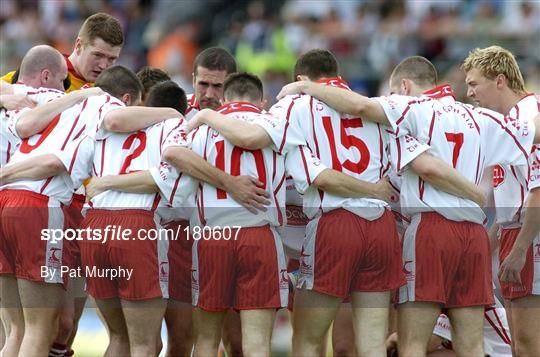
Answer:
[{"left": 1, "top": 0, "right": 539, "bottom": 355}]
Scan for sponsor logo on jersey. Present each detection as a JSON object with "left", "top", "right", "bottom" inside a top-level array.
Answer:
[{"left": 493, "top": 165, "right": 505, "bottom": 188}]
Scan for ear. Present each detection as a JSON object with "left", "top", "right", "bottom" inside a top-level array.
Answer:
[
  {"left": 297, "top": 75, "right": 310, "bottom": 82},
  {"left": 121, "top": 93, "right": 132, "bottom": 106},
  {"left": 259, "top": 98, "right": 268, "bottom": 109},
  {"left": 192, "top": 72, "right": 196, "bottom": 87},
  {"left": 495, "top": 74, "right": 506, "bottom": 89},
  {"left": 40, "top": 69, "right": 50, "bottom": 86},
  {"left": 401, "top": 79, "right": 410, "bottom": 95},
  {"left": 74, "top": 38, "right": 83, "bottom": 55}
]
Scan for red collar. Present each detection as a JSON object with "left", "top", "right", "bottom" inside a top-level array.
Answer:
[
  {"left": 422, "top": 84, "right": 455, "bottom": 100},
  {"left": 63, "top": 54, "right": 86, "bottom": 81},
  {"left": 217, "top": 102, "right": 262, "bottom": 115},
  {"left": 188, "top": 94, "right": 200, "bottom": 111},
  {"left": 316, "top": 76, "right": 351, "bottom": 90}
]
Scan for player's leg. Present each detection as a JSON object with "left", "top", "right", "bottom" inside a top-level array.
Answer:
[
  {"left": 446, "top": 306, "right": 484, "bottom": 356},
  {"left": 17, "top": 279, "right": 64, "bottom": 356},
  {"left": 397, "top": 301, "right": 441, "bottom": 357},
  {"left": 165, "top": 220, "right": 194, "bottom": 356},
  {"left": 193, "top": 308, "right": 227, "bottom": 357},
  {"left": 505, "top": 296, "right": 540, "bottom": 356},
  {"left": 65, "top": 278, "right": 87, "bottom": 350},
  {"left": 222, "top": 310, "right": 243, "bottom": 356},
  {"left": 350, "top": 291, "right": 391, "bottom": 356},
  {"left": 122, "top": 298, "right": 167, "bottom": 356},
  {"left": 94, "top": 297, "right": 130, "bottom": 357},
  {"left": 332, "top": 302, "right": 356, "bottom": 356},
  {"left": 293, "top": 288, "right": 341, "bottom": 356},
  {"left": 164, "top": 300, "right": 193, "bottom": 356},
  {"left": 0, "top": 276, "right": 24, "bottom": 357},
  {"left": 240, "top": 309, "right": 276, "bottom": 356}
]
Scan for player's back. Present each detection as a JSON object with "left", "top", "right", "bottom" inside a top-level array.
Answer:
[
  {"left": 1, "top": 94, "right": 112, "bottom": 203},
  {"left": 271, "top": 77, "right": 389, "bottom": 220},
  {"left": 0, "top": 85, "right": 64, "bottom": 166},
  {"left": 191, "top": 103, "right": 286, "bottom": 228},
  {"left": 89, "top": 118, "right": 183, "bottom": 211},
  {"left": 378, "top": 85, "right": 534, "bottom": 223}
]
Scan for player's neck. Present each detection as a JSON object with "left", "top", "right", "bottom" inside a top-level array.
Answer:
[
  {"left": 499, "top": 89, "right": 525, "bottom": 115},
  {"left": 67, "top": 52, "right": 86, "bottom": 81}
]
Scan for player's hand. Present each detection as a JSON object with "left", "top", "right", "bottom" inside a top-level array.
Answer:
[
  {"left": 185, "top": 109, "right": 208, "bottom": 133},
  {"left": 78, "top": 87, "right": 106, "bottom": 99},
  {"left": 499, "top": 248, "right": 526, "bottom": 284},
  {"left": 374, "top": 177, "right": 396, "bottom": 203},
  {"left": 0, "top": 94, "right": 37, "bottom": 110},
  {"left": 276, "top": 81, "right": 310, "bottom": 100},
  {"left": 224, "top": 175, "right": 271, "bottom": 213},
  {"left": 84, "top": 176, "right": 109, "bottom": 202}
]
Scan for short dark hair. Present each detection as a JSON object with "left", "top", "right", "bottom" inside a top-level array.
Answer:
[
  {"left": 79, "top": 13, "right": 123, "bottom": 47},
  {"left": 390, "top": 56, "right": 437, "bottom": 89},
  {"left": 94, "top": 66, "right": 143, "bottom": 101},
  {"left": 145, "top": 81, "right": 188, "bottom": 115},
  {"left": 193, "top": 47, "right": 237, "bottom": 76},
  {"left": 223, "top": 72, "right": 263, "bottom": 103},
  {"left": 294, "top": 49, "right": 338, "bottom": 80},
  {"left": 136, "top": 66, "right": 171, "bottom": 100}
]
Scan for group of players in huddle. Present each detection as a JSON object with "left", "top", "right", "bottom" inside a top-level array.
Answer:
[{"left": 0, "top": 11, "right": 539, "bottom": 357}]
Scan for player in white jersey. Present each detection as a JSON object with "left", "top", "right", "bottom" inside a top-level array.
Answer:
[
  {"left": 188, "top": 50, "right": 481, "bottom": 354},
  {"left": 276, "top": 55, "right": 539, "bottom": 356},
  {"left": 0, "top": 45, "right": 69, "bottom": 169},
  {"left": 184, "top": 47, "right": 237, "bottom": 121},
  {"left": 168, "top": 72, "right": 402, "bottom": 356},
  {"left": 0, "top": 66, "right": 181, "bottom": 356},
  {"left": 463, "top": 45, "right": 540, "bottom": 356}
]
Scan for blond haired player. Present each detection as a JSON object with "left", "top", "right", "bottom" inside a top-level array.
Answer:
[
  {"left": 277, "top": 55, "right": 539, "bottom": 357},
  {"left": 1, "top": 13, "right": 123, "bottom": 92},
  {"left": 463, "top": 45, "right": 540, "bottom": 356}
]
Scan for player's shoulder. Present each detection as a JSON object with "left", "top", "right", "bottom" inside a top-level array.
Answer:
[{"left": 270, "top": 94, "right": 309, "bottom": 112}]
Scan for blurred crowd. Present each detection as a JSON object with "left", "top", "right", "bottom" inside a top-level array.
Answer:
[{"left": 1, "top": 0, "right": 539, "bottom": 105}]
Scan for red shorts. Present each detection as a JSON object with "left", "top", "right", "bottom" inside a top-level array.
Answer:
[
  {"left": 299, "top": 209, "right": 405, "bottom": 299},
  {"left": 0, "top": 189, "right": 71, "bottom": 285},
  {"left": 165, "top": 220, "right": 192, "bottom": 303},
  {"left": 63, "top": 194, "right": 85, "bottom": 269},
  {"left": 399, "top": 212, "right": 494, "bottom": 308},
  {"left": 499, "top": 227, "right": 540, "bottom": 300},
  {"left": 80, "top": 209, "right": 169, "bottom": 300},
  {"left": 192, "top": 225, "right": 288, "bottom": 311}
]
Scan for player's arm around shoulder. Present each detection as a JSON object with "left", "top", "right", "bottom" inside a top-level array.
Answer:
[
  {"left": 187, "top": 108, "right": 274, "bottom": 150},
  {"left": 103, "top": 106, "right": 181, "bottom": 133}
]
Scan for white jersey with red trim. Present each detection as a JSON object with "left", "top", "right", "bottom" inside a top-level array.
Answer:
[
  {"left": 1, "top": 94, "right": 122, "bottom": 204},
  {"left": 433, "top": 297, "right": 512, "bottom": 356},
  {"left": 184, "top": 93, "right": 200, "bottom": 121},
  {"left": 59, "top": 116, "right": 185, "bottom": 212},
  {"left": 163, "top": 102, "right": 318, "bottom": 228},
  {"left": 375, "top": 84, "right": 536, "bottom": 224},
  {"left": 270, "top": 77, "right": 396, "bottom": 221},
  {"left": 1, "top": 85, "right": 64, "bottom": 166},
  {"left": 492, "top": 94, "right": 540, "bottom": 225}
]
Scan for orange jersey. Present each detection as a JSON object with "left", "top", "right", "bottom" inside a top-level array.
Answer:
[{"left": 1, "top": 54, "right": 93, "bottom": 92}]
